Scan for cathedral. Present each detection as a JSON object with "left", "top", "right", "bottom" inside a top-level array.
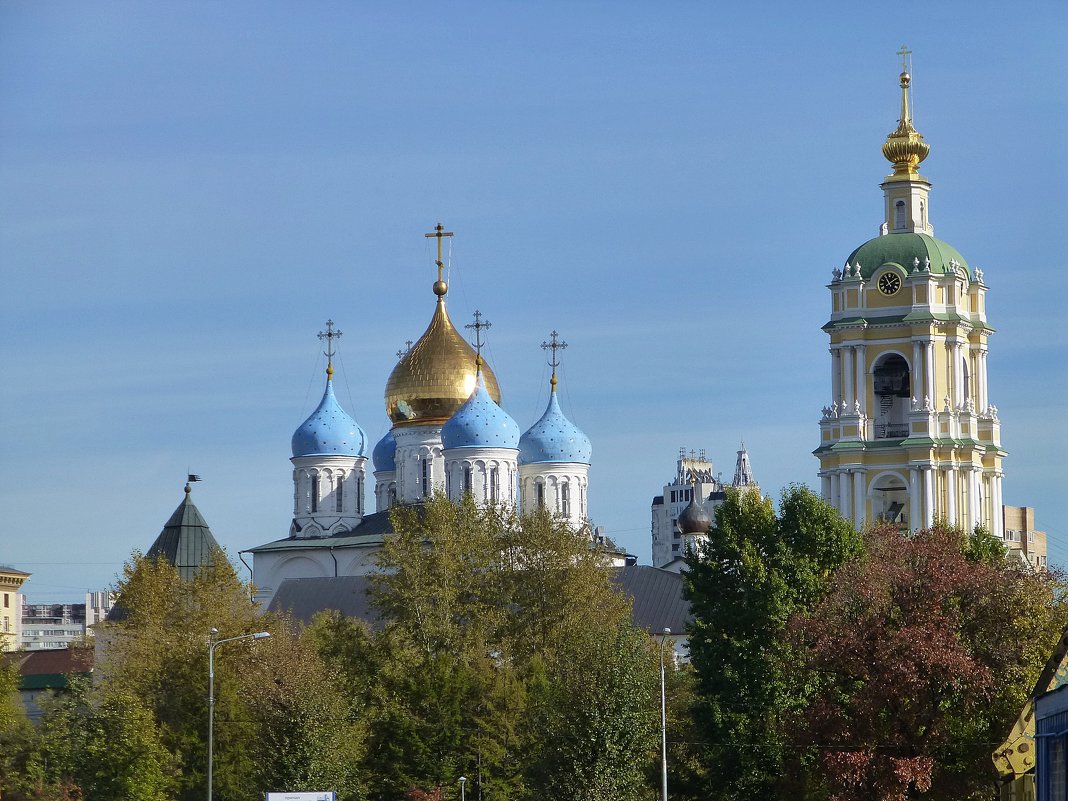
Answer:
[
  {"left": 815, "top": 54, "right": 1005, "bottom": 538},
  {"left": 245, "top": 227, "right": 597, "bottom": 608}
]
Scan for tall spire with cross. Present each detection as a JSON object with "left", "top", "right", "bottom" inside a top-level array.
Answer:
[
  {"left": 883, "top": 45, "right": 929, "bottom": 180},
  {"left": 318, "top": 319, "right": 342, "bottom": 379},
  {"left": 465, "top": 310, "right": 491, "bottom": 373},
  {"left": 541, "top": 330, "right": 568, "bottom": 391},
  {"left": 424, "top": 223, "right": 454, "bottom": 300}
]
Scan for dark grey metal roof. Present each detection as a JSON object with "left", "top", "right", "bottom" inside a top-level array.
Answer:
[
  {"left": 269, "top": 564, "right": 692, "bottom": 635},
  {"left": 244, "top": 507, "right": 413, "bottom": 554},
  {"left": 145, "top": 486, "right": 220, "bottom": 581},
  {"left": 611, "top": 565, "right": 692, "bottom": 634},
  {"left": 268, "top": 575, "right": 381, "bottom": 627}
]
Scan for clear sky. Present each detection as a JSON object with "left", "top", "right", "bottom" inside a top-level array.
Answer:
[{"left": 2, "top": 2, "right": 1066, "bottom": 602}]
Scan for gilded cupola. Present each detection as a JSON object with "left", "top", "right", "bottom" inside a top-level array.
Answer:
[
  {"left": 882, "top": 58, "right": 930, "bottom": 181},
  {"left": 384, "top": 226, "right": 502, "bottom": 426}
]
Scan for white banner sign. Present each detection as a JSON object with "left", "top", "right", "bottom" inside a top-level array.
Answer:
[{"left": 265, "top": 794, "right": 336, "bottom": 801}]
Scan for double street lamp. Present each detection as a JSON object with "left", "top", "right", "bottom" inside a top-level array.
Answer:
[{"left": 207, "top": 627, "right": 270, "bottom": 801}]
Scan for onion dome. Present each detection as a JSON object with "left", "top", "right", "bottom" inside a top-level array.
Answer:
[
  {"left": 441, "top": 371, "right": 520, "bottom": 450},
  {"left": 519, "top": 387, "right": 592, "bottom": 465},
  {"left": 291, "top": 369, "right": 367, "bottom": 458},
  {"left": 677, "top": 496, "right": 712, "bottom": 536},
  {"left": 384, "top": 279, "right": 501, "bottom": 426},
  {"left": 845, "top": 232, "right": 970, "bottom": 281},
  {"left": 882, "top": 69, "right": 930, "bottom": 181},
  {"left": 372, "top": 429, "right": 397, "bottom": 472}
]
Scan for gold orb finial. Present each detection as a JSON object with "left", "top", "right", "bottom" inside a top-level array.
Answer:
[
  {"left": 882, "top": 47, "right": 930, "bottom": 181},
  {"left": 433, "top": 279, "right": 448, "bottom": 297}
]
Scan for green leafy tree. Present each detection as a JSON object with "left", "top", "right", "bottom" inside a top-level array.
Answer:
[{"left": 683, "top": 485, "right": 861, "bottom": 800}]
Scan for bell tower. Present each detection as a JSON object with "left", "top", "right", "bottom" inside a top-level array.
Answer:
[{"left": 815, "top": 51, "right": 1005, "bottom": 537}]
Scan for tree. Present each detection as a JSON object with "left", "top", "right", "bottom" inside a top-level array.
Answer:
[
  {"left": 366, "top": 494, "right": 659, "bottom": 801},
  {"left": 788, "top": 523, "right": 1068, "bottom": 801},
  {"left": 683, "top": 485, "right": 861, "bottom": 800}
]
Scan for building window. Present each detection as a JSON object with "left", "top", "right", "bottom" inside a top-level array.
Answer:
[
  {"left": 1029, "top": 530, "right": 1035, "bottom": 543},
  {"left": 311, "top": 476, "right": 319, "bottom": 513},
  {"left": 463, "top": 465, "right": 472, "bottom": 494},
  {"left": 421, "top": 458, "right": 429, "bottom": 498},
  {"left": 535, "top": 482, "right": 545, "bottom": 510},
  {"left": 561, "top": 482, "right": 571, "bottom": 516},
  {"left": 3, "top": 594, "right": 7, "bottom": 609},
  {"left": 895, "top": 199, "right": 906, "bottom": 229},
  {"left": 388, "top": 486, "right": 397, "bottom": 508},
  {"left": 490, "top": 467, "right": 499, "bottom": 502},
  {"left": 357, "top": 477, "right": 363, "bottom": 514},
  {"left": 336, "top": 477, "right": 344, "bottom": 513}
]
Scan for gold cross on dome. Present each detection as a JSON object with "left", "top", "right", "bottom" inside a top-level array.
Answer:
[
  {"left": 465, "top": 310, "right": 492, "bottom": 360},
  {"left": 897, "top": 44, "right": 912, "bottom": 71},
  {"left": 541, "top": 330, "right": 568, "bottom": 388},
  {"left": 424, "top": 223, "right": 454, "bottom": 282},
  {"left": 317, "top": 319, "right": 342, "bottom": 371}
]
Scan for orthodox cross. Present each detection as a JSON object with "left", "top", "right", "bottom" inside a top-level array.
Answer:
[
  {"left": 318, "top": 319, "right": 342, "bottom": 373},
  {"left": 897, "top": 44, "right": 912, "bottom": 71},
  {"left": 396, "top": 339, "right": 413, "bottom": 360},
  {"left": 465, "top": 310, "right": 491, "bottom": 367},
  {"left": 541, "top": 330, "right": 568, "bottom": 389},
  {"left": 424, "top": 223, "right": 454, "bottom": 283}
]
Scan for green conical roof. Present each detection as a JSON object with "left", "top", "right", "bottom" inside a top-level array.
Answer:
[{"left": 146, "top": 484, "right": 221, "bottom": 581}]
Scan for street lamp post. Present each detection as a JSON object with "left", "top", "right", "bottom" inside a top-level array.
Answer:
[
  {"left": 459, "top": 775, "right": 467, "bottom": 801},
  {"left": 659, "top": 627, "right": 671, "bottom": 801},
  {"left": 208, "top": 627, "right": 270, "bottom": 801}
]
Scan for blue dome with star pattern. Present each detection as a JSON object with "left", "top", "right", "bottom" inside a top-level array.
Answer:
[
  {"left": 441, "top": 373, "right": 520, "bottom": 450},
  {"left": 519, "top": 390, "right": 591, "bottom": 465},
  {"left": 291, "top": 379, "right": 367, "bottom": 458}
]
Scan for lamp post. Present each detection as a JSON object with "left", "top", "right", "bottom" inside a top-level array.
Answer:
[
  {"left": 208, "top": 628, "right": 270, "bottom": 801},
  {"left": 459, "top": 775, "right": 467, "bottom": 801},
  {"left": 659, "top": 627, "right": 671, "bottom": 801}
]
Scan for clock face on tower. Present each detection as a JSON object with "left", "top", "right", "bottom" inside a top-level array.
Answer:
[{"left": 878, "top": 272, "right": 901, "bottom": 296}]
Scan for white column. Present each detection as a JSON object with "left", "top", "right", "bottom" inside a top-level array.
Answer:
[
  {"left": 843, "top": 346, "right": 855, "bottom": 410},
  {"left": 952, "top": 341, "right": 964, "bottom": 407},
  {"left": 968, "top": 468, "right": 980, "bottom": 531},
  {"left": 830, "top": 472, "right": 841, "bottom": 515},
  {"left": 912, "top": 341, "right": 922, "bottom": 402},
  {"left": 922, "top": 467, "right": 935, "bottom": 527},
  {"left": 831, "top": 348, "right": 842, "bottom": 407},
  {"left": 945, "top": 468, "right": 958, "bottom": 526},
  {"left": 840, "top": 471, "right": 852, "bottom": 522},
  {"left": 979, "top": 349, "right": 989, "bottom": 412},
  {"left": 992, "top": 474, "right": 1004, "bottom": 539},
  {"left": 853, "top": 469, "right": 866, "bottom": 529},
  {"left": 855, "top": 344, "right": 867, "bottom": 413},
  {"left": 909, "top": 468, "right": 921, "bottom": 531},
  {"left": 925, "top": 340, "right": 936, "bottom": 405},
  {"left": 821, "top": 474, "right": 832, "bottom": 502}
]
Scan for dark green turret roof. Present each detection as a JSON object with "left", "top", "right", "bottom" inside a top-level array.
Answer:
[
  {"left": 846, "top": 232, "right": 970, "bottom": 281},
  {"left": 146, "top": 484, "right": 221, "bottom": 581}
]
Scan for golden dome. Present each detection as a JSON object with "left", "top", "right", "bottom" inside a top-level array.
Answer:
[
  {"left": 385, "top": 292, "right": 502, "bottom": 426},
  {"left": 882, "top": 69, "right": 930, "bottom": 181}
]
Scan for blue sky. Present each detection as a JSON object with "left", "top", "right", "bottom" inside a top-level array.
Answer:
[{"left": 2, "top": 2, "right": 1065, "bottom": 602}]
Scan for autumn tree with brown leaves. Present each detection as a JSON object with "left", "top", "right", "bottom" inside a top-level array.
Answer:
[{"left": 788, "top": 523, "right": 1068, "bottom": 801}]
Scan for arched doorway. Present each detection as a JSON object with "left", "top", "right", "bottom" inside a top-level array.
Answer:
[{"left": 873, "top": 353, "right": 911, "bottom": 439}]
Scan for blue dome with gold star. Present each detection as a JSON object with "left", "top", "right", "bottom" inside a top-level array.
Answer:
[
  {"left": 291, "top": 377, "right": 367, "bottom": 458},
  {"left": 519, "top": 390, "right": 591, "bottom": 465},
  {"left": 441, "top": 373, "right": 520, "bottom": 450}
]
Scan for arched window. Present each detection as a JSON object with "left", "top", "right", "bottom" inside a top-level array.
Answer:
[
  {"left": 335, "top": 476, "right": 344, "bottom": 513},
  {"left": 463, "top": 465, "right": 472, "bottom": 495},
  {"left": 310, "top": 475, "right": 319, "bottom": 513},
  {"left": 421, "top": 458, "right": 429, "bottom": 498},
  {"left": 490, "top": 466, "right": 499, "bottom": 502},
  {"left": 872, "top": 354, "right": 911, "bottom": 439},
  {"left": 535, "top": 482, "right": 545, "bottom": 510},
  {"left": 561, "top": 482, "right": 571, "bottom": 516},
  {"left": 895, "top": 199, "right": 906, "bottom": 229},
  {"left": 356, "top": 477, "right": 363, "bottom": 514}
]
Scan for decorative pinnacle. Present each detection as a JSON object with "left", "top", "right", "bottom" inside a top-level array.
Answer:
[
  {"left": 424, "top": 223, "right": 454, "bottom": 298},
  {"left": 882, "top": 45, "right": 929, "bottom": 179},
  {"left": 541, "top": 330, "right": 568, "bottom": 391},
  {"left": 465, "top": 310, "right": 491, "bottom": 374},
  {"left": 318, "top": 320, "right": 342, "bottom": 378}
]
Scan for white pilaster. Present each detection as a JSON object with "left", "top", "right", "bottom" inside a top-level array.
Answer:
[
  {"left": 946, "top": 467, "right": 958, "bottom": 526},
  {"left": 908, "top": 468, "right": 921, "bottom": 531},
  {"left": 925, "top": 340, "right": 936, "bottom": 404},
  {"left": 855, "top": 344, "right": 867, "bottom": 413},
  {"left": 853, "top": 469, "right": 866, "bottom": 529},
  {"left": 821, "top": 474, "right": 832, "bottom": 502},
  {"left": 922, "top": 467, "right": 934, "bottom": 527},
  {"left": 840, "top": 471, "right": 852, "bottom": 522},
  {"left": 831, "top": 348, "right": 842, "bottom": 407},
  {"left": 843, "top": 346, "right": 855, "bottom": 409},
  {"left": 830, "top": 472, "right": 841, "bottom": 514}
]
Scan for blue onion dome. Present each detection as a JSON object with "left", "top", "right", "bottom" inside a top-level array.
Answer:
[
  {"left": 372, "top": 429, "right": 397, "bottom": 472},
  {"left": 441, "top": 372, "right": 520, "bottom": 450},
  {"left": 519, "top": 389, "right": 592, "bottom": 465},
  {"left": 291, "top": 373, "right": 367, "bottom": 458}
]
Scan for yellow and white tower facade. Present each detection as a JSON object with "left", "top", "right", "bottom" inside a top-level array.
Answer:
[{"left": 816, "top": 55, "right": 1005, "bottom": 537}]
